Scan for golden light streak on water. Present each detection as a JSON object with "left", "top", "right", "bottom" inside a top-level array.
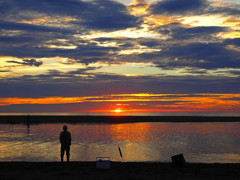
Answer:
[{"left": 0, "top": 123, "right": 239, "bottom": 162}]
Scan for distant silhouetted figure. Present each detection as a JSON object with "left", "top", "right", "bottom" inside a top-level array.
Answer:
[
  {"left": 26, "top": 114, "right": 30, "bottom": 128},
  {"left": 59, "top": 125, "right": 71, "bottom": 162}
]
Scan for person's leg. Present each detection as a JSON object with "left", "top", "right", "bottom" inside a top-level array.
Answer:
[
  {"left": 66, "top": 146, "right": 70, "bottom": 162},
  {"left": 61, "top": 145, "right": 64, "bottom": 162}
]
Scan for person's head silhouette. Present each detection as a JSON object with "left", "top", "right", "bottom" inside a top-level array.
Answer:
[{"left": 63, "top": 125, "right": 68, "bottom": 131}]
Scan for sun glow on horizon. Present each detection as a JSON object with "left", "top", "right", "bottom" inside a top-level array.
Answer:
[
  {"left": 114, "top": 109, "right": 122, "bottom": 113},
  {"left": 0, "top": 93, "right": 240, "bottom": 113}
]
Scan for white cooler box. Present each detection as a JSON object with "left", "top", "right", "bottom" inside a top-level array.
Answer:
[{"left": 96, "top": 157, "right": 111, "bottom": 169}]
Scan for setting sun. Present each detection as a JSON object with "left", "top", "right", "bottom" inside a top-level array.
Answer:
[
  {"left": 0, "top": 0, "right": 240, "bottom": 116},
  {"left": 114, "top": 109, "right": 122, "bottom": 113}
]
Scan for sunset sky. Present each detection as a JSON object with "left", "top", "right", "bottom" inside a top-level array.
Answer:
[{"left": 0, "top": 0, "right": 240, "bottom": 115}]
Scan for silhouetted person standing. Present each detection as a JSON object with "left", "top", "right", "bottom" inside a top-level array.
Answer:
[
  {"left": 26, "top": 114, "right": 30, "bottom": 128},
  {"left": 59, "top": 125, "right": 71, "bottom": 162}
]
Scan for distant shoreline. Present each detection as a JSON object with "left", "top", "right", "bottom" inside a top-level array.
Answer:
[{"left": 0, "top": 115, "right": 239, "bottom": 124}]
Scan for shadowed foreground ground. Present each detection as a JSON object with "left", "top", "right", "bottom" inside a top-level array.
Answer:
[{"left": 1, "top": 162, "right": 240, "bottom": 180}]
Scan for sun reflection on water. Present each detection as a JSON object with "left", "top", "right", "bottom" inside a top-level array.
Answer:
[{"left": 0, "top": 122, "right": 239, "bottom": 163}]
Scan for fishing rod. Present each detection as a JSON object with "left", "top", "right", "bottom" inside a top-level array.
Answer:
[{"left": 117, "top": 144, "right": 124, "bottom": 162}]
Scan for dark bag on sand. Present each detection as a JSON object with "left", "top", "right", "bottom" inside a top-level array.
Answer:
[{"left": 171, "top": 154, "right": 186, "bottom": 167}]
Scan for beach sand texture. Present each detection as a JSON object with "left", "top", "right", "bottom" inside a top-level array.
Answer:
[{"left": 1, "top": 162, "right": 240, "bottom": 180}]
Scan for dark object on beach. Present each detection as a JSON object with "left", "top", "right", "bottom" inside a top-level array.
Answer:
[
  {"left": 118, "top": 145, "right": 124, "bottom": 162},
  {"left": 118, "top": 145, "right": 123, "bottom": 158},
  {"left": 96, "top": 157, "right": 111, "bottom": 169},
  {"left": 26, "top": 114, "right": 30, "bottom": 128},
  {"left": 59, "top": 125, "right": 71, "bottom": 162},
  {"left": 171, "top": 154, "right": 186, "bottom": 167}
]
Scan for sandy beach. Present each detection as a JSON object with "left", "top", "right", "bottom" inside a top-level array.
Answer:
[{"left": 1, "top": 161, "right": 240, "bottom": 180}]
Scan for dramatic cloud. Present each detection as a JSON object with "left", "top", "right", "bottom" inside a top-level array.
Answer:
[
  {"left": 150, "top": 0, "right": 208, "bottom": 15},
  {"left": 168, "top": 25, "right": 227, "bottom": 40},
  {"left": 7, "top": 59, "right": 43, "bottom": 67},
  {"left": 206, "top": 4, "right": 240, "bottom": 16},
  {"left": 0, "top": 93, "right": 240, "bottom": 113},
  {"left": 149, "top": 0, "right": 240, "bottom": 16},
  {"left": 0, "top": 21, "right": 73, "bottom": 33},
  {"left": 0, "top": 0, "right": 239, "bottom": 114},
  {"left": 224, "top": 38, "right": 240, "bottom": 46},
  {"left": 155, "top": 42, "right": 240, "bottom": 69},
  {"left": 0, "top": 0, "right": 140, "bottom": 31}
]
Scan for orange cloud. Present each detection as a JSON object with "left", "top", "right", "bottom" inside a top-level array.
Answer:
[
  {"left": 0, "top": 97, "right": 85, "bottom": 106},
  {"left": 145, "top": 15, "right": 182, "bottom": 26},
  {"left": 128, "top": 0, "right": 150, "bottom": 16},
  {"left": 128, "top": 0, "right": 180, "bottom": 27},
  {"left": 18, "top": 17, "right": 49, "bottom": 24},
  {"left": 222, "top": 17, "right": 240, "bottom": 26},
  {"left": 219, "top": 30, "right": 240, "bottom": 38},
  {"left": 18, "top": 17, "right": 78, "bottom": 25},
  {"left": 0, "top": 93, "right": 239, "bottom": 112}
]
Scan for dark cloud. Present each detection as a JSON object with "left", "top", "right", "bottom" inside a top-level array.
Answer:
[
  {"left": 223, "top": 97, "right": 240, "bottom": 101},
  {"left": 155, "top": 42, "right": 240, "bottom": 69},
  {"left": 7, "top": 59, "right": 43, "bottom": 67},
  {"left": 1, "top": 0, "right": 139, "bottom": 31},
  {"left": 214, "top": 69, "right": 240, "bottom": 76},
  {"left": 150, "top": 0, "right": 208, "bottom": 15},
  {"left": 122, "top": 28, "right": 239, "bottom": 70},
  {"left": 227, "top": 70, "right": 240, "bottom": 75},
  {"left": 154, "top": 23, "right": 227, "bottom": 40},
  {"left": 149, "top": 0, "right": 240, "bottom": 16},
  {"left": 139, "top": 40, "right": 160, "bottom": 47},
  {"left": 1, "top": 71, "right": 240, "bottom": 98},
  {"left": 0, "top": 70, "right": 9, "bottom": 72},
  {"left": 67, "top": 67, "right": 102, "bottom": 75},
  {"left": 0, "top": 45, "right": 46, "bottom": 58},
  {"left": 79, "top": 57, "right": 110, "bottom": 65},
  {"left": 224, "top": 38, "right": 240, "bottom": 46},
  {"left": 0, "top": 39, "right": 118, "bottom": 60},
  {"left": 0, "top": 36, "right": 37, "bottom": 43},
  {"left": 0, "top": 21, "right": 72, "bottom": 33},
  {"left": 79, "top": 0, "right": 140, "bottom": 31},
  {"left": 1, "top": 0, "right": 138, "bottom": 64},
  {"left": 205, "top": 5, "right": 240, "bottom": 16},
  {"left": 184, "top": 69, "right": 208, "bottom": 74},
  {"left": 171, "top": 26, "right": 227, "bottom": 40},
  {"left": 93, "top": 37, "right": 135, "bottom": 48},
  {"left": 0, "top": 0, "right": 240, "bottom": 114}
]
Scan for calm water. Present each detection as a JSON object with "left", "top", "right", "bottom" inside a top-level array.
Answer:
[{"left": 0, "top": 122, "right": 239, "bottom": 163}]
